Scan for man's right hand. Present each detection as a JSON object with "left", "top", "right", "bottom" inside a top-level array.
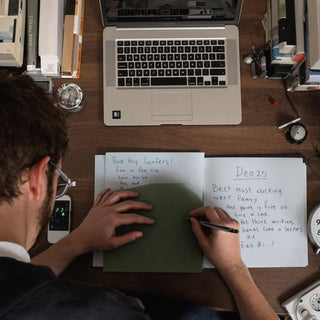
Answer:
[
  {"left": 73, "top": 188, "right": 155, "bottom": 254},
  {"left": 189, "top": 206, "right": 244, "bottom": 274}
]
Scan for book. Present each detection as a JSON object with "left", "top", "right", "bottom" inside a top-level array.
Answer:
[
  {"left": 278, "top": 0, "right": 296, "bottom": 54},
  {"left": 38, "top": 0, "right": 64, "bottom": 76},
  {"left": 26, "top": 0, "right": 40, "bottom": 72},
  {"left": 266, "top": 0, "right": 296, "bottom": 67},
  {"left": 61, "top": 0, "right": 85, "bottom": 78},
  {"left": 61, "top": 0, "right": 75, "bottom": 76},
  {"left": 294, "top": 0, "right": 305, "bottom": 54},
  {"left": 94, "top": 152, "right": 308, "bottom": 272},
  {"left": 307, "top": 0, "right": 320, "bottom": 70},
  {"left": 307, "top": 70, "right": 320, "bottom": 83}
]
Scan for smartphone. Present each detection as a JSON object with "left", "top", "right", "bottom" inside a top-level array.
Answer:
[{"left": 47, "top": 195, "right": 71, "bottom": 244}]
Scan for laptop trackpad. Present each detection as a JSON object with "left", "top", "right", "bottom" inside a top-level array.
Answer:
[{"left": 152, "top": 92, "right": 193, "bottom": 121}]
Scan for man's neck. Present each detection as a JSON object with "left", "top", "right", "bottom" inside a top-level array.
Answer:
[{"left": 0, "top": 196, "right": 35, "bottom": 250}]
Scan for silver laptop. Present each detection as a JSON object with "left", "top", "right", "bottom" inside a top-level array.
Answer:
[{"left": 100, "top": 0, "right": 243, "bottom": 126}]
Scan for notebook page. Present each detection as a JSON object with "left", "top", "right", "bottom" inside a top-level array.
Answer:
[
  {"left": 104, "top": 152, "right": 205, "bottom": 199},
  {"left": 203, "top": 157, "right": 307, "bottom": 268}
]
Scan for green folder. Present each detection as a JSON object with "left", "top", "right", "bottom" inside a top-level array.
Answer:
[{"left": 103, "top": 183, "right": 203, "bottom": 273}]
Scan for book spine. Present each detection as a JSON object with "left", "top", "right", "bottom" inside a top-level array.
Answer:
[
  {"left": 38, "top": 0, "right": 64, "bottom": 76},
  {"left": 74, "top": 0, "right": 85, "bottom": 78},
  {"left": 26, "top": 0, "right": 39, "bottom": 71},
  {"left": 307, "top": 0, "right": 320, "bottom": 70},
  {"left": 278, "top": 0, "right": 296, "bottom": 54},
  {"left": 307, "top": 70, "right": 320, "bottom": 83},
  {"left": 61, "top": 0, "right": 76, "bottom": 76},
  {"left": 294, "top": 0, "right": 305, "bottom": 54},
  {"left": 61, "top": 0, "right": 85, "bottom": 79}
]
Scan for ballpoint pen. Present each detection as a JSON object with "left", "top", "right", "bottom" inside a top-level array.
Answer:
[{"left": 185, "top": 217, "right": 239, "bottom": 234}]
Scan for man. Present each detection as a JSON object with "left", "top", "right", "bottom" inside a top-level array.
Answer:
[{"left": 0, "top": 71, "right": 278, "bottom": 319}]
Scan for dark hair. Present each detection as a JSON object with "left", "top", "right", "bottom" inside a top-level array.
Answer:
[{"left": 0, "top": 71, "right": 68, "bottom": 203}]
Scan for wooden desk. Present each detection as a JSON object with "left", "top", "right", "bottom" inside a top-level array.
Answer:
[{"left": 46, "top": 0, "right": 320, "bottom": 314}]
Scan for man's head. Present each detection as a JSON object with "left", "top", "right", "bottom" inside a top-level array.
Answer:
[{"left": 0, "top": 71, "right": 68, "bottom": 205}]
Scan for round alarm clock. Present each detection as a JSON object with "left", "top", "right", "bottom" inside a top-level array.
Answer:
[
  {"left": 286, "top": 123, "right": 308, "bottom": 145},
  {"left": 56, "top": 83, "right": 85, "bottom": 113},
  {"left": 308, "top": 204, "right": 320, "bottom": 254}
]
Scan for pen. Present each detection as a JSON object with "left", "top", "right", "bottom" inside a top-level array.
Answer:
[
  {"left": 278, "top": 117, "right": 301, "bottom": 130},
  {"left": 185, "top": 217, "right": 239, "bottom": 234}
]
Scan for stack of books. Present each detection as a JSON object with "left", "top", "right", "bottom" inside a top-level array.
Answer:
[
  {"left": 263, "top": 0, "right": 320, "bottom": 90},
  {"left": 10, "top": 0, "right": 85, "bottom": 78}
]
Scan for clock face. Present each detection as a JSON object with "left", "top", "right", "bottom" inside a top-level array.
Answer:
[
  {"left": 289, "top": 124, "right": 306, "bottom": 141},
  {"left": 310, "top": 293, "right": 320, "bottom": 311},
  {"left": 57, "top": 83, "right": 84, "bottom": 112},
  {"left": 308, "top": 205, "right": 320, "bottom": 247},
  {"left": 60, "top": 86, "right": 79, "bottom": 107}
]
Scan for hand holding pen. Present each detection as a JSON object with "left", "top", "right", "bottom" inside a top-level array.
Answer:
[
  {"left": 189, "top": 207, "right": 244, "bottom": 273},
  {"left": 185, "top": 217, "right": 239, "bottom": 233}
]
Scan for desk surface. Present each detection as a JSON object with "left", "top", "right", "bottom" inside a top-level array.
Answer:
[{"left": 41, "top": 0, "right": 320, "bottom": 314}]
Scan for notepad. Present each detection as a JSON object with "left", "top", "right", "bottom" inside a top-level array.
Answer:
[{"left": 94, "top": 152, "right": 308, "bottom": 271}]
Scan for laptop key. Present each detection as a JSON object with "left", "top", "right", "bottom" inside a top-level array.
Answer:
[
  {"left": 141, "top": 78, "right": 150, "bottom": 86},
  {"left": 212, "top": 77, "right": 218, "bottom": 85},
  {"left": 197, "top": 77, "right": 204, "bottom": 85},
  {"left": 125, "top": 78, "right": 132, "bottom": 86},
  {"left": 118, "top": 78, "right": 125, "bottom": 86},
  {"left": 211, "top": 61, "right": 225, "bottom": 67},
  {"left": 213, "top": 46, "right": 225, "bottom": 52},
  {"left": 118, "top": 62, "right": 127, "bottom": 69},
  {"left": 188, "top": 77, "right": 196, "bottom": 85},
  {"left": 210, "top": 69, "right": 225, "bottom": 75},
  {"left": 118, "top": 70, "right": 128, "bottom": 77},
  {"left": 151, "top": 77, "right": 187, "bottom": 86}
]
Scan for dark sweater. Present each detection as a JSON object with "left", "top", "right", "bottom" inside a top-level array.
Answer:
[{"left": 0, "top": 257, "right": 150, "bottom": 320}]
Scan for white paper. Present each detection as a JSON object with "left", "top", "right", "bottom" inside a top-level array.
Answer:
[
  {"left": 93, "top": 152, "right": 205, "bottom": 267},
  {"left": 203, "top": 157, "right": 307, "bottom": 268},
  {"left": 104, "top": 152, "right": 204, "bottom": 200}
]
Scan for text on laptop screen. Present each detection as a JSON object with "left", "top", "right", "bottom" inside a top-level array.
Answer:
[{"left": 103, "top": 0, "right": 239, "bottom": 22}]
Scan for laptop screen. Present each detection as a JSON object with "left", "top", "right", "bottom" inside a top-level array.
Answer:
[{"left": 100, "top": 0, "right": 240, "bottom": 25}]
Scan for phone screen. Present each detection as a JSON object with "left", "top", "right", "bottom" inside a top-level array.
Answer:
[{"left": 49, "top": 200, "right": 70, "bottom": 231}]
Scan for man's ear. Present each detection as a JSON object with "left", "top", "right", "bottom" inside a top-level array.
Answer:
[{"left": 28, "top": 156, "right": 51, "bottom": 201}]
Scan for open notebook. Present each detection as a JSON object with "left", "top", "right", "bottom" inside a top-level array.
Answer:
[{"left": 93, "top": 152, "right": 307, "bottom": 272}]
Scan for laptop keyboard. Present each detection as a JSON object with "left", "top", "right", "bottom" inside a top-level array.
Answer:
[{"left": 116, "top": 38, "right": 227, "bottom": 88}]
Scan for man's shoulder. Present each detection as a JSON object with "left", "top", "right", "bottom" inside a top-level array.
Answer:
[{"left": 0, "top": 257, "right": 150, "bottom": 320}]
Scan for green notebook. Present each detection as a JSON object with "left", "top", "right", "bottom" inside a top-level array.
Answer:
[{"left": 103, "top": 183, "right": 203, "bottom": 273}]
